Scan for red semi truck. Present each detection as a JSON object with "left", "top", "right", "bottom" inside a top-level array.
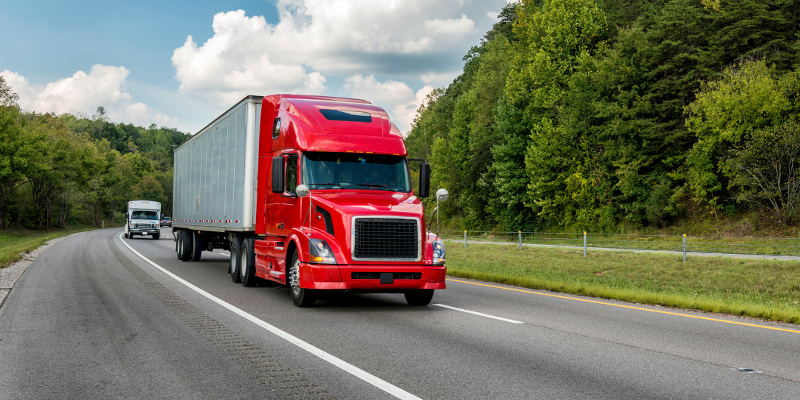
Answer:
[{"left": 172, "top": 95, "right": 446, "bottom": 307}]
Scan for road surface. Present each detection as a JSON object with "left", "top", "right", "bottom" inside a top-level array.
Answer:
[{"left": 1, "top": 228, "right": 798, "bottom": 399}]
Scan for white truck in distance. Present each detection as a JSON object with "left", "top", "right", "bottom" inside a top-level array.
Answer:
[{"left": 125, "top": 200, "right": 161, "bottom": 240}]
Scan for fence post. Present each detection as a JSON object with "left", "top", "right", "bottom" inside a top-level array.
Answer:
[
  {"left": 583, "top": 231, "right": 587, "bottom": 257},
  {"left": 518, "top": 231, "right": 522, "bottom": 250},
  {"left": 683, "top": 233, "right": 687, "bottom": 261},
  {"left": 464, "top": 230, "right": 467, "bottom": 248}
]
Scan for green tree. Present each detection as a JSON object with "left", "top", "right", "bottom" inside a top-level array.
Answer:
[
  {"left": 685, "top": 59, "right": 799, "bottom": 212},
  {"left": 503, "top": 0, "right": 606, "bottom": 229}
]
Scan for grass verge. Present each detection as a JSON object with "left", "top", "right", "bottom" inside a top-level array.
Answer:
[
  {"left": 445, "top": 243, "right": 800, "bottom": 325},
  {"left": 0, "top": 227, "right": 93, "bottom": 269}
]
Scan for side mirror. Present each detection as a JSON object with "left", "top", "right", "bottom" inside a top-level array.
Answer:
[
  {"left": 436, "top": 188, "right": 449, "bottom": 202},
  {"left": 296, "top": 184, "right": 310, "bottom": 198},
  {"left": 418, "top": 162, "right": 431, "bottom": 198},
  {"left": 272, "top": 156, "right": 284, "bottom": 193}
]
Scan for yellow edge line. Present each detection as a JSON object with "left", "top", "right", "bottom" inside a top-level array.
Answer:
[{"left": 447, "top": 278, "right": 800, "bottom": 335}]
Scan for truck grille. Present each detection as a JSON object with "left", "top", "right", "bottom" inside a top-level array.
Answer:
[
  {"left": 135, "top": 223, "right": 157, "bottom": 229},
  {"left": 352, "top": 217, "right": 420, "bottom": 261}
]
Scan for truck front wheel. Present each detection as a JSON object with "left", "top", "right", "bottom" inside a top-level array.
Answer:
[
  {"left": 404, "top": 289, "right": 434, "bottom": 306},
  {"left": 289, "top": 252, "right": 316, "bottom": 307}
]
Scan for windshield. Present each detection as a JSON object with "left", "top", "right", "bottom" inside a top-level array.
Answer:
[
  {"left": 302, "top": 152, "right": 411, "bottom": 192},
  {"left": 131, "top": 210, "right": 159, "bottom": 220}
]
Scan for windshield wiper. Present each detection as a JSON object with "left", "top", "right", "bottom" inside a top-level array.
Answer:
[
  {"left": 309, "top": 182, "right": 343, "bottom": 189},
  {"left": 354, "top": 183, "right": 393, "bottom": 191}
]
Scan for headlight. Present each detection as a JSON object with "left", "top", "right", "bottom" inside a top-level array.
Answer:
[
  {"left": 432, "top": 239, "right": 445, "bottom": 265},
  {"left": 309, "top": 238, "right": 337, "bottom": 264}
]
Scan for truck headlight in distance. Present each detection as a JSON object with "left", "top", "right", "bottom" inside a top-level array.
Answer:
[
  {"left": 309, "top": 238, "right": 337, "bottom": 264},
  {"left": 432, "top": 239, "right": 445, "bottom": 265}
]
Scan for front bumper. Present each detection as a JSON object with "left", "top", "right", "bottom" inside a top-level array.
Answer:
[
  {"left": 130, "top": 227, "right": 160, "bottom": 234},
  {"left": 299, "top": 263, "right": 446, "bottom": 290}
]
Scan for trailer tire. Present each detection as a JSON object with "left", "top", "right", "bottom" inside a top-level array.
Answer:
[
  {"left": 240, "top": 238, "right": 257, "bottom": 287},
  {"left": 229, "top": 237, "right": 243, "bottom": 282},
  {"left": 179, "top": 230, "right": 193, "bottom": 261},
  {"left": 176, "top": 231, "right": 183, "bottom": 259},
  {"left": 404, "top": 289, "right": 434, "bottom": 306},
  {"left": 290, "top": 252, "right": 316, "bottom": 307},
  {"left": 191, "top": 231, "right": 202, "bottom": 261}
]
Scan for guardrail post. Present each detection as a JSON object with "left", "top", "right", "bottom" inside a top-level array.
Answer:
[
  {"left": 583, "top": 231, "right": 587, "bottom": 257},
  {"left": 683, "top": 233, "right": 687, "bottom": 261},
  {"left": 518, "top": 231, "right": 522, "bottom": 250},
  {"left": 464, "top": 230, "right": 467, "bottom": 248}
]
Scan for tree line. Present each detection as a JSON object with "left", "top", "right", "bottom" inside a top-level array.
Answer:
[
  {"left": 0, "top": 78, "right": 190, "bottom": 230},
  {"left": 405, "top": 0, "right": 800, "bottom": 232}
]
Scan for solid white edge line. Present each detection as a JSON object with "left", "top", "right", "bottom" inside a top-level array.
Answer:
[
  {"left": 117, "top": 233, "right": 422, "bottom": 400},
  {"left": 433, "top": 304, "right": 524, "bottom": 324}
]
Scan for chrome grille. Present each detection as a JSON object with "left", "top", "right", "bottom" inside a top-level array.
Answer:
[{"left": 352, "top": 217, "right": 420, "bottom": 261}]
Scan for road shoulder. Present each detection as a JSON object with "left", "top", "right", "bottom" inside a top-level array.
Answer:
[{"left": 0, "top": 237, "right": 65, "bottom": 307}]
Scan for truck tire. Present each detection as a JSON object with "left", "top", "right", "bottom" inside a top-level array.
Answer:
[
  {"left": 240, "top": 238, "right": 257, "bottom": 287},
  {"left": 289, "top": 252, "right": 316, "bottom": 307},
  {"left": 191, "top": 231, "right": 202, "bottom": 261},
  {"left": 153, "top": 232, "right": 160, "bottom": 240},
  {"left": 176, "top": 231, "right": 183, "bottom": 259},
  {"left": 179, "top": 230, "right": 193, "bottom": 261},
  {"left": 404, "top": 289, "right": 434, "bottom": 306},
  {"left": 229, "top": 237, "right": 243, "bottom": 283}
]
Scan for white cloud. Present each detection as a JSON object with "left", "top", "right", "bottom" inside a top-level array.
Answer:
[
  {"left": 424, "top": 15, "right": 476, "bottom": 36},
  {"left": 1, "top": 66, "right": 177, "bottom": 129},
  {"left": 171, "top": 0, "right": 508, "bottom": 122}
]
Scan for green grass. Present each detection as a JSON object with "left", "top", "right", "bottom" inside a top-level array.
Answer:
[
  {"left": 0, "top": 227, "right": 92, "bottom": 269},
  {"left": 445, "top": 243, "right": 800, "bottom": 324}
]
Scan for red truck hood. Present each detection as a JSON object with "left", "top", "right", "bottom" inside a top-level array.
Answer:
[{"left": 311, "top": 190, "right": 422, "bottom": 217}]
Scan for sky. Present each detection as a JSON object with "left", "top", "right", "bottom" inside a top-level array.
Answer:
[{"left": 1, "top": 0, "right": 513, "bottom": 135}]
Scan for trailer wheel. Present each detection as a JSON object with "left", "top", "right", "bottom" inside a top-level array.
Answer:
[
  {"left": 176, "top": 231, "right": 183, "bottom": 259},
  {"left": 240, "top": 238, "right": 257, "bottom": 287},
  {"left": 289, "top": 252, "right": 316, "bottom": 307},
  {"left": 229, "top": 237, "right": 243, "bottom": 283},
  {"left": 179, "top": 230, "right": 193, "bottom": 261},
  {"left": 191, "top": 231, "right": 202, "bottom": 261},
  {"left": 404, "top": 289, "right": 434, "bottom": 306}
]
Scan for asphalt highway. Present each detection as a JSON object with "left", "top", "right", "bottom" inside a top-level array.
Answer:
[{"left": 1, "top": 228, "right": 798, "bottom": 399}]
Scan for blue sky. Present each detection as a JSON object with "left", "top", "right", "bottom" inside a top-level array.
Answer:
[{"left": 2, "top": 0, "right": 511, "bottom": 134}]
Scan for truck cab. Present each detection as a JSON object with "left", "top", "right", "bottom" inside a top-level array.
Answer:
[{"left": 253, "top": 95, "right": 446, "bottom": 306}]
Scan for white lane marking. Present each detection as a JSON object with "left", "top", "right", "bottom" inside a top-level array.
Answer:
[
  {"left": 118, "top": 233, "right": 421, "bottom": 400},
  {"left": 433, "top": 304, "right": 524, "bottom": 324}
]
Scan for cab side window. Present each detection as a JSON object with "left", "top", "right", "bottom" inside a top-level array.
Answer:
[{"left": 285, "top": 154, "right": 298, "bottom": 195}]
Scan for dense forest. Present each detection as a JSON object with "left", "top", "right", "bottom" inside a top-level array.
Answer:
[
  {"left": 406, "top": 0, "right": 800, "bottom": 233},
  {"left": 0, "top": 78, "right": 190, "bottom": 230}
]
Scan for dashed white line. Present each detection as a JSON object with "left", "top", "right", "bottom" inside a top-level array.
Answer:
[
  {"left": 118, "top": 233, "right": 422, "bottom": 400},
  {"left": 433, "top": 304, "right": 524, "bottom": 324}
]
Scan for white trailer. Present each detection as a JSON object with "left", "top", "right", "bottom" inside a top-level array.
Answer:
[
  {"left": 171, "top": 96, "right": 262, "bottom": 261},
  {"left": 125, "top": 200, "right": 161, "bottom": 239}
]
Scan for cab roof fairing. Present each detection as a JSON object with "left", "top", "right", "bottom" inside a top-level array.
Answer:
[{"left": 264, "top": 95, "right": 407, "bottom": 156}]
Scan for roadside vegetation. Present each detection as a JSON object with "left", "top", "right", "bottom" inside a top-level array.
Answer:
[
  {"left": 0, "top": 227, "right": 92, "bottom": 269},
  {"left": 407, "top": 0, "right": 800, "bottom": 234},
  {"left": 446, "top": 243, "right": 800, "bottom": 325},
  {"left": 0, "top": 77, "right": 190, "bottom": 231}
]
